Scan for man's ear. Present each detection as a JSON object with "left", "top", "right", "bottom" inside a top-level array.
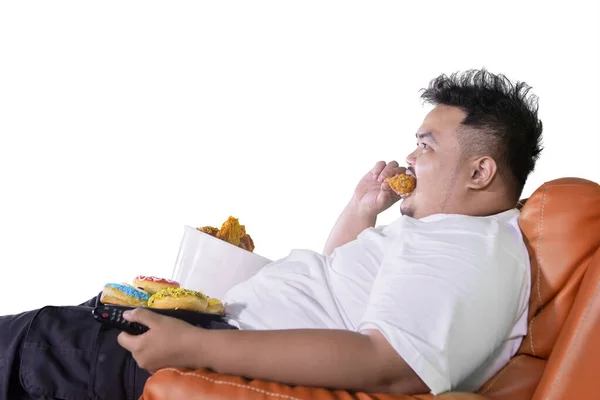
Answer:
[{"left": 466, "top": 156, "right": 497, "bottom": 190}]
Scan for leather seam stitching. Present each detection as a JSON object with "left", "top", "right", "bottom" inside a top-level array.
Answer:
[
  {"left": 478, "top": 356, "right": 521, "bottom": 395},
  {"left": 536, "top": 183, "right": 547, "bottom": 308},
  {"left": 154, "top": 368, "right": 305, "bottom": 400},
  {"left": 530, "top": 183, "right": 548, "bottom": 356},
  {"left": 549, "top": 282, "right": 600, "bottom": 393},
  {"left": 528, "top": 316, "right": 537, "bottom": 356}
]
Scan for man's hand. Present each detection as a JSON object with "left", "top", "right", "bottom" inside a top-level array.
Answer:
[
  {"left": 323, "top": 161, "right": 405, "bottom": 255},
  {"left": 353, "top": 160, "right": 405, "bottom": 216},
  {"left": 117, "top": 308, "right": 203, "bottom": 373}
]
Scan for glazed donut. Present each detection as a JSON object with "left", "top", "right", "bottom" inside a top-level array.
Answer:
[
  {"left": 206, "top": 298, "right": 225, "bottom": 314},
  {"left": 385, "top": 173, "right": 416, "bottom": 195},
  {"left": 133, "top": 275, "right": 180, "bottom": 295},
  {"left": 148, "top": 287, "right": 208, "bottom": 312},
  {"left": 101, "top": 283, "right": 150, "bottom": 307}
]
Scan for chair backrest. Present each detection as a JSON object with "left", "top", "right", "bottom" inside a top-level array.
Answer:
[{"left": 476, "top": 178, "right": 600, "bottom": 399}]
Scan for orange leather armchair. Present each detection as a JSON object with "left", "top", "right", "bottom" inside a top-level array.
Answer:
[{"left": 140, "top": 178, "right": 600, "bottom": 400}]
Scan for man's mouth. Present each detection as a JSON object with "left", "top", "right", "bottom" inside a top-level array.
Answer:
[{"left": 400, "top": 167, "right": 416, "bottom": 199}]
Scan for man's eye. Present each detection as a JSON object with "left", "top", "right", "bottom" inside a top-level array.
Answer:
[{"left": 418, "top": 142, "right": 429, "bottom": 149}]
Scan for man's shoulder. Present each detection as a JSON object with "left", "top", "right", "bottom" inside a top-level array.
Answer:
[
  {"left": 382, "top": 208, "right": 528, "bottom": 283},
  {"left": 386, "top": 208, "right": 520, "bottom": 234}
]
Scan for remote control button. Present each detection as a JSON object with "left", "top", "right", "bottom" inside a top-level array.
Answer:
[{"left": 102, "top": 313, "right": 108, "bottom": 318}]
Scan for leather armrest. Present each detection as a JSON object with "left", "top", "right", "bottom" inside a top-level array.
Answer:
[{"left": 140, "top": 368, "right": 489, "bottom": 400}]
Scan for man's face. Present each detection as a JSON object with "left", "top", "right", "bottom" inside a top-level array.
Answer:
[{"left": 400, "top": 105, "right": 468, "bottom": 219}]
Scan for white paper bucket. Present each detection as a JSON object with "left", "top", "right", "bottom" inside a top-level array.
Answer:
[{"left": 171, "top": 225, "right": 272, "bottom": 299}]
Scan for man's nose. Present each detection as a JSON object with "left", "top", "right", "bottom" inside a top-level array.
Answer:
[{"left": 405, "top": 149, "right": 417, "bottom": 166}]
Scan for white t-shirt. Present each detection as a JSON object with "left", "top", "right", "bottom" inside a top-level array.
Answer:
[{"left": 223, "top": 209, "right": 531, "bottom": 394}]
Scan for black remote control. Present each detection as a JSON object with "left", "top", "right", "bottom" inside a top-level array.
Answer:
[{"left": 93, "top": 305, "right": 149, "bottom": 335}]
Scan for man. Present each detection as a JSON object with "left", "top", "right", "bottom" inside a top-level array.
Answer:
[{"left": 0, "top": 68, "right": 543, "bottom": 399}]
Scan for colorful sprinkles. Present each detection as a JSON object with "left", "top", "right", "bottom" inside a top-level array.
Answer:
[{"left": 105, "top": 283, "right": 151, "bottom": 301}]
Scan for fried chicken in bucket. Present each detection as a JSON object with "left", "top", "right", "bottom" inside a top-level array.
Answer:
[
  {"left": 197, "top": 216, "right": 255, "bottom": 252},
  {"left": 238, "top": 228, "right": 255, "bottom": 252},
  {"left": 198, "top": 226, "right": 219, "bottom": 236},
  {"left": 216, "top": 216, "right": 244, "bottom": 246}
]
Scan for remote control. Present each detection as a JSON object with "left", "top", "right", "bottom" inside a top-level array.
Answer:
[{"left": 93, "top": 305, "right": 149, "bottom": 335}]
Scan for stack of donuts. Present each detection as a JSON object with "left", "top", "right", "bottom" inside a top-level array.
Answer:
[{"left": 100, "top": 275, "right": 224, "bottom": 315}]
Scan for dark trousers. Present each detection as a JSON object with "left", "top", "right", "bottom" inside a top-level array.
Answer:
[{"left": 0, "top": 298, "right": 151, "bottom": 400}]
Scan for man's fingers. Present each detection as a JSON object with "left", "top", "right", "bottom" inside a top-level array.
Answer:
[
  {"left": 381, "top": 181, "right": 401, "bottom": 197},
  {"left": 371, "top": 161, "right": 386, "bottom": 177},
  {"left": 377, "top": 161, "right": 400, "bottom": 182},
  {"left": 376, "top": 184, "right": 399, "bottom": 208},
  {"left": 117, "top": 331, "right": 137, "bottom": 352},
  {"left": 123, "top": 308, "right": 162, "bottom": 327}
]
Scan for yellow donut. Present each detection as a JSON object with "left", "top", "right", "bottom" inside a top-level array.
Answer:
[
  {"left": 206, "top": 298, "right": 225, "bottom": 314},
  {"left": 148, "top": 288, "right": 208, "bottom": 313}
]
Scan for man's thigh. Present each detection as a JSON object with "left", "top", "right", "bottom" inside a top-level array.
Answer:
[
  {"left": 2, "top": 305, "right": 148, "bottom": 400},
  {"left": 0, "top": 309, "right": 37, "bottom": 400}
]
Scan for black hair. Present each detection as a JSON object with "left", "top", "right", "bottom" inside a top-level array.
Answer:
[{"left": 420, "top": 69, "right": 543, "bottom": 199}]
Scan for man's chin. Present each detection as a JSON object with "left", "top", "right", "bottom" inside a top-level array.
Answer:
[{"left": 400, "top": 201, "right": 415, "bottom": 218}]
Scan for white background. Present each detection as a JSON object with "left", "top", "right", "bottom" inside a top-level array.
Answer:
[{"left": 1, "top": 1, "right": 598, "bottom": 315}]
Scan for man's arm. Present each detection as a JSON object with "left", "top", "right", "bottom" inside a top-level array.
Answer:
[
  {"left": 323, "top": 161, "right": 404, "bottom": 256},
  {"left": 323, "top": 199, "right": 376, "bottom": 256},
  {"left": 185, "top": 328, "right": 428, "bottom": 395}
]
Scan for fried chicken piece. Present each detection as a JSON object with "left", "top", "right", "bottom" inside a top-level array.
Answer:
[
  {"left": 385, "top": 173, "right": 416, "bottom": 195},
  {"left": 197, "top": 226, "right": 219, "bottom": 237},
  {"left": 239, "top": 232, "right": 255, "bottom": 252},
  {"left": 236, "top": 224, "right": 255, "bottom": 252},
  {"left": 216, "top": 216, "right": 243, "bottom": 247}
]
